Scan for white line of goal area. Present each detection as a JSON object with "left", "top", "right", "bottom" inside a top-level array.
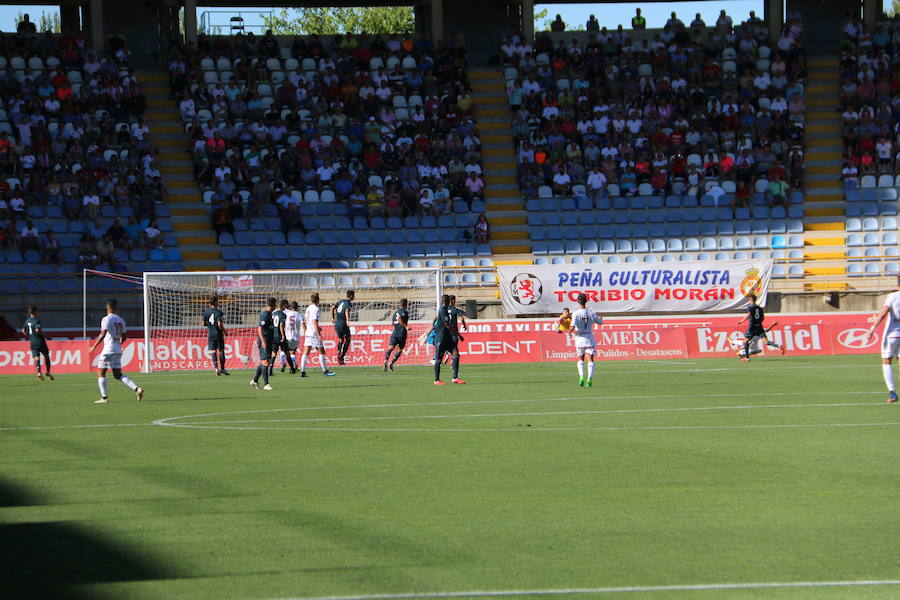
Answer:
[{"left": 256, "top": 579, "right": 900, "bottom": 600}]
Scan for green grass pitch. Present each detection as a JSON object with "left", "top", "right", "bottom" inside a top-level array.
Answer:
[{"left": 3, "top": 355, "right": 900, "bottom": 600}]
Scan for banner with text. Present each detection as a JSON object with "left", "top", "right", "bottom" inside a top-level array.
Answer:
[
  {"left": 0, "top": 312, "right": 882, "bottom": 374},
  {"left": 497, "top": 259, "right": 773, "bottom": 315}
]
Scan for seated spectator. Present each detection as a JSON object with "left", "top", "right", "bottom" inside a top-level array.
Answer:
[
  {"left": 143, "top": 219, "right": 164, "bottom": 249},
  {"left": 41, "top": 231, "right": 61, "bottom": 265},
  {"left": 766, "top": 174, "right": 789, "bottom": 207},
  {"left": 83, "top": 188, "right": 101, "bottom": 220},
  {"left": 418, "top": 188, "right": 437, "bottom": 217},
  {"left": 19, "top": 220, "right": 40, "bottom": 256},
  {"left": 212, "top": 206, "right": 234, "bottom": 243},
  {"left": 96, "top": 234, "right": 115, "bottom": 266},
  {"left": 0, "top": 221, "right": 18, "bottom": 249},
  {"left": 434, "top": 182, "right": 451, "bottom": 214},
  {"left": 732, "top": 180, "right": 752, "bottom": 213},
  {"left": 552, "top": 166, "right": 572, "bottom": 196},
  {"left": 463, "top": 171, "right": 484, "bottom": 208},
  {"left": 474, "top": 213, "right": 490, "bottom": 244},
  {"left": 348, "top": 186, "right": 368, "bottom": 219},
  {"left": 106, "top": 218, "right": 132, "bottom": 251}
]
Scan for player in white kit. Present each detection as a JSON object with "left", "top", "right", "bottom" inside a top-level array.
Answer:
[
  {"left": 300, "top": 293, "right": 336, "bottom": 378},
  {"left": 281, "top": 301, "right": 302, "bottom": 372},
  {"left": 569, "top": 293, "right": 603, "bottom": 387},
  {"left": 868, "top": 277, "right": 900, "bottom": 402},
  {"left": 87, "top": 299, "right": 144, "bottom": 404}
]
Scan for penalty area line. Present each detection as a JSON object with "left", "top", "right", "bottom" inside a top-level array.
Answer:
[{"left": 254, "top": 579, "right": 900, "bottom": 600}]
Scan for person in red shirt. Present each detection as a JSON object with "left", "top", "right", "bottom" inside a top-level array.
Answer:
[{"left": 363, "top": 146, "right": 381, "bottom": 170}]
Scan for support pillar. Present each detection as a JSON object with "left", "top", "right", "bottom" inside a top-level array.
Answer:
[
  {"left": 766, "top": 0, "right": 783, "bottom": 42},
  {"left": 430, "top": 0, "right": 443, "bottom": 45},
  {"left": 60, "top": 2, "right": 79, "bottom": 34},
  {"left": 521, "top": 0, "right": 533, "bottom": 43},
  {"left": 863, "top": 0, "right": 879, "bottom": 29},
  {"left": 89, "top": 0, "right": 103, "bottom": 53},
  {"left": 184, "top": 0, "right": 197, "bottom": 46}
]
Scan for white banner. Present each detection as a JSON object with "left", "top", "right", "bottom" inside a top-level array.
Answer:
[
  {"left": 497, "top": 259, "right": 773, "bottom": 314},
  {"left": 216, "top": 275, "right": 254, "bottom": 294}
]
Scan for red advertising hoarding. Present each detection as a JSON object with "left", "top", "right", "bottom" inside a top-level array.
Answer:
[{"left": 0, "top": 312, "right": 883, "bottom": 374}]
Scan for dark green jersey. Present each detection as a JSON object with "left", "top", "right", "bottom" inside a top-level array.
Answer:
[
  {"left": 203, "top": 307, "right": 224, "bottom": 338},
  {"left": 448, "top": 306, "right": 461, "bottom": 338},
  {"left": 334, "top": 299, "right": 352, "bottom": 326},
  {"left": 23, "top": 316, "right": 44, "bottom": 345},
  {"left": 391, "top": 308, "right": 409, "bottom": 335},
  {"left": 258, "top": 309, "right": 274, "bottom": 343},
  {"left": 747, "top": 303, "right": 764, "bottom": 328},
  {"left": 433, "top": 306, "right": 453, "bottom": 346},
  {"left": 272, "top": 309, "right": 286, "bottom": 343}
]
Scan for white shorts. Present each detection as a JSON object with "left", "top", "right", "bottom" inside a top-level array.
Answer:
[
  {"left": 882, "top": 335, "right": 900, "bottom": 359},
  {"left": 574, "top": 334, "right": 596, "bottom": 356},
  {"left": 304, "top": 335, "right": 323, "bottom": 349},
  {"left": 98, "top": 353, "right": 122, "bottom": 370}
]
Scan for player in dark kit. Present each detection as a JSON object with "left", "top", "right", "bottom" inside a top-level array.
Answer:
[
  {"left": 22, "top": 306, "right": 53, "bottom": 380},
  {"left": 269, "top": 299, "right": 296, "bottom": 375},
  {"left": 433, "top": 294, "right": 465, "bottom": 385},
  {"left": 333, "top": 290, "right": 354, "bottom": 365},
  {"left": 383, "top": 298, "right": 410, "bottom": 372},
  {"left": 202, "top": 296, "right": 229, "bottom": 376},
  {"left": 736, "top": 294, "right": 783, "bottom": 362},
  {"left": 251, "top": 297, "right": 276, "bottom": 390}
]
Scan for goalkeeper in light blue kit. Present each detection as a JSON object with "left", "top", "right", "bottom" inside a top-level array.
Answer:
[{"left": 569, "top": 293, "right": 603, "bottom": 387}]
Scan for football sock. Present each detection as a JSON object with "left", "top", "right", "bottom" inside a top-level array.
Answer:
[
  {"left": 120, "top": 375, "right": 138, "bottom": 391},
  {"left": 284, "top": 351, "right": 295, "bottom": 371},
  {"left": 384, "top": 348, "right": 392, "bottom": 362},
  {"left": 43, "top": 353, "right": 51, "bottom": 373},
  {"left": 883, "top": 364, "right": 895, "bottom": 392},
  {"left": 300, "top": 354, "right": 307, "bottom": 372},
  {"left": 576, "top": 360, "right": 584, "bottom": 378},
  {"left": 35, "top": 356, "right": 41, "bottom": 374},
  {"left": 340, "top": 336, "right": 350, "bottom": 360},
  {"left": 743, "top": 340, "right": 750, "bottom": 357},
  {"left": 452, "top": 355, "right": 460, "bottom": 379},
  {"left": 218, "top": 350, "right": 226, "bottom": 369},
  {"left": 766, "top": 341, "right": 781, "bottom": 348},
  {"left": 390, "top": 350, "right": 402, "bottom": 366},
  {"left": 253, "top": 366, "right": 262, "bottom": 382},
  {"left": 261, "top": 365, "right": 269, "bottom": 385},
  {"left": 587, "top": 361, "right": 595, "bottom": 379},
  {"left": 97, "top": 377, "right": 108, "bottom": 398},
  {"left": 434, "top": 360, "right": 441, "bottom": 381},
  {"left": 211, "top": 352, "right": 219, "bottom": 371},
  {"left": 318, "top": 353, "right": 327, "bottom": 372},
  {"left": 281, "top": 353, "right": 287, "bottom": 367}
]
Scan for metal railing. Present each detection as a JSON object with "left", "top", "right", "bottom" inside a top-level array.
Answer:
[{"left": 198, "top": 10, "right": 274, "bottom": 36}]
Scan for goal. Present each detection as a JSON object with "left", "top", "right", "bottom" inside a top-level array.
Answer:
[{"left": 142, "top": 268, "right": 443, "bottom": 372}]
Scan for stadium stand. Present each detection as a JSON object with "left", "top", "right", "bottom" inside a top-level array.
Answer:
[
  {"left": 499, "top": 11, "right": 812, "bottom": 274},
  {"left": 837, "top": 15, "right": 900, "bottom": 279},
  {"left": 0, "top": 29, "right": 184, "bottom": 299},
  {"left": 163, "top": 31, "right": 494, "bottom": 270}
]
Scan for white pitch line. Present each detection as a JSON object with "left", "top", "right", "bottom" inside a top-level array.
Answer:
[
  {"left": 188, "top": 401, "right": 886, "bottom": 426},
  {"left": 152, "top": 390, "right": 885, "bottom": 429},
  {"left": 254, "top": 579, "right": 900, "bottom": 600},
  {"left": 0, "top": 423, "right": 149, "bottom": 432},
  {"left": 153, "top": 422, "right": 900, "bottom": 433}
]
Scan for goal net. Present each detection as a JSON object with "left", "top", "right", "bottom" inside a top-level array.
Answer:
[{"left": 142, "top": 269, "right": 442, "bottom": 372}]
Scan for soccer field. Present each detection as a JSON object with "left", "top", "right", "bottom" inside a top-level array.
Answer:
[{"left": 3, "top": 355, "right": 900, "bottom": 600}]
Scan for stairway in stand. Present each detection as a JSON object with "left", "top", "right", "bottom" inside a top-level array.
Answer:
[
  {"left": 139, "top": 69, "right": 224, "bottom": 272},
  {"left": 800, "top": 55, "right": 846, "bottom": 290},
  {"left": 470, "top": 68, "right": 531, "bottom": 257}
]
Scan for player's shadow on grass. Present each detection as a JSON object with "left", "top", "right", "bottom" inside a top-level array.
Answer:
[{"left": 0, "top": 479, "right": 170, "bottom": 599}]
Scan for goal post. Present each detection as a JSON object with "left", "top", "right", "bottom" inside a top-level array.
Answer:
[{"left": 141, "top": 268, "right": 443, "bottom": 372}]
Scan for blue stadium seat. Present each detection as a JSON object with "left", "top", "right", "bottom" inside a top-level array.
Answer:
[
  {"left": 634, "top": 240, "right": 650, "bottom": 253},
  {"left": 649, "top": 239, "right": 665, "bottom": 252}
]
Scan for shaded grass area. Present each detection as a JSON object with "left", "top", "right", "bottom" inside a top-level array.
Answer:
[{"left": 2, "top": 356, "right": 900, "bottom": 599}]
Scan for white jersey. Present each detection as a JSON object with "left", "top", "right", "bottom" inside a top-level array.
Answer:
[
  {"left": 100, "top": 313, "right": 126, "bottom": 354},
  {"left": 304, "top": 304, "right": 321, "bottom": 337},
  {"left": 883, "top": 291, "right": 900, "bottom": 339},
  {"left": 572, "top": 307, "right": 603, "bottom": 347},
  {"left": 284, "top": 309, "right": 301, "bottom": 341}
]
